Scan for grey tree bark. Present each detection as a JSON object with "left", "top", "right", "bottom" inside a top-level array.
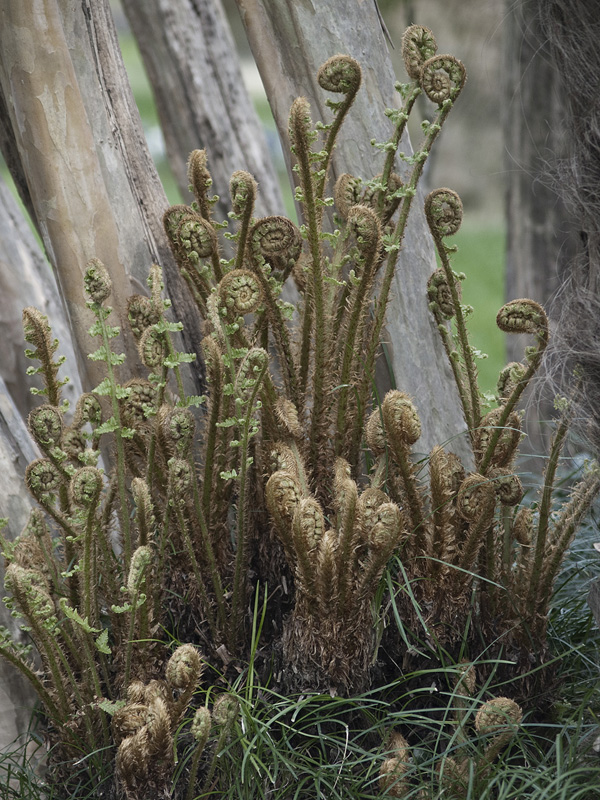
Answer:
[
  {"left": 0, "top": 146, "right": 83, "bottom": 759},
  {"left": 504, "top": 0, "right": 576, "bottom": 332},
  {"left": 0, "top": 176, "right": 81, "bottom": 416},
  {"left": 503, "top": 0, "right": 578, "bottom": 456},
  {"left": 235, "top": 0, "right": 470, "bottom": 459},
  {"left": 0, "top": 0, "right": 206, "bottom": 398},
  {"left": 121, "top": 0, "right": 285, "bottom": 222},
  {"left": 0, "top": 381, "right": 39, "bottom": 752}
]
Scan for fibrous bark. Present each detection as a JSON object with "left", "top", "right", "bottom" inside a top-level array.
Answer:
[{"left": 502, "top": 0, "right": 578, "bottom": 459}]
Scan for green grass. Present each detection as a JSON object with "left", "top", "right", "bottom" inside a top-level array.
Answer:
[
  {"left": 3, "top": 499, "right": 598, "bottom": 800},
  {"left": 445, "top": 221, "right": 506, "bottom": 398}
]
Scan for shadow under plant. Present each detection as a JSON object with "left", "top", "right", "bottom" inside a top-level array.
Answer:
[{"left": 0, "top": 24, "right": 598, "bottom": 800}]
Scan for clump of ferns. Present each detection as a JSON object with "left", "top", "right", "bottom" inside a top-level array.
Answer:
[
  {"left": 1, "top": 28, "right": 592, "bottom": 797},
  {"left": 0, "top": 268, "right": 193, "bottom": 770},
  {"left": 161, "top": 26, "right": 469, "bottom": 693},
  {"left": 0, "top": 263, "right": 245, "bottom": 796},
  {"left": 113, "top": 647, "right": 240, "bottom": 800},
  {"left": 374, "top": 180, "right": 600, "bottom": 682},
  {"left": 378, "top": 664, "right": 524, "bottom": 799}
]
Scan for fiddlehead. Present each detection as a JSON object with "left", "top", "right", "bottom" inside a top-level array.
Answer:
[
  {"left": 420, "top": 54, "right": 467, "bottom": 106},
  {"left": 315, "top": 55, "right": 362, "bottom": 199},
  {"left": 217, "top": 269, "right": 262, "bottom": 319},
  {"left": 70, "top": 466, "right": 103, "bottom": 508},
  {"left": 425, "top": 187, "right": 481, "bottom": 431},
  {"left": 496, "top": 298, "right": 548, "bottom": 342},
  {"left": 28, "top": 404, "right": 63, "bottom": 451},
  {"left": 187, "top": 149, "right": 214, "bottom": 221},
  {"left": 22, "top": 307, "right": 68, "bottom": 408},
  {"left": 425, "top": 187, "right": 463, "bottom": 238},
  {"left": 230, "top": 170, "right": 257, "bottom": 271},
  {"left": 127, "top": 295, "right": 160, "bottom": 341},
  {"left": 401, "top": 24, "right": 437, "bottom": 80},
  {"left": 249, "top": 215, "right": 302, "bottom": 282},
  {"left": 317, "top": 54, "right": 362, "bottom": 95},
  {"left": 247, "top": 218, "right": 301, "bottom": 405}
]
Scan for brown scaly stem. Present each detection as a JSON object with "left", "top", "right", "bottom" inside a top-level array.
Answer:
[
  {"left": 247, "top": 250, "right": 300, "bottom": 408},
  {"left": 349, "top": 99, "right": 458, "bottom": 466},
  {"left": 188, "top": 456, "right": 226, "bottom": 634},
  {"left": 210, "top": 288, "right": 279, "bottom": 436},
  {"left": 478, "top": 360, "right": 541, "bottom": 475},
  {"left": 174, "top": 503, "right": 217, "bottom": 636},
  {"left": 479, "top": 300, "right": 549, "bottom": 474},
  {"left": 484, "top": 521, "right": 498, "bottom": 610},
  {"left": 500, "top": 505, "right": 514, "bottom": 592},
  {"left": 330, "top": 232, "right": 356, "bottom": 333},
  {"left": 57, "top": 483, "right": 79, "bottom": 609},
  {"left": 229, "top": 351, "right": 268, "bottom": 650},
  {"left": 97, "top": 311, "right": 133, "bottom": 569},
  {"left": 290, "top": 101, "right": 329, "bottom": 475},
  {"left": 123, "top": 589, "right": 146, "bottom": 689},
  {"left": 210, "top": 248, "right": 224, "bottom": 285},
  {"left": 431, "top": 315, "right": 473, "bottom": 430},
  {"left": 0, "top": 642, "right": 60, "bottom": 721},
  {"left": 201, "top": 361, "right": 222, "bottom": 530},
  {"left": 98, "top": 478, "right": 125, "bottom": 605},
  {"left": 393, "top": 443, "right": 426, "bottom": 539},
  {"left": 179, "top": 267, "right": 209, "bottom": 317},
  {"left": 81, "top": 505, "right": 97, "bottom": 625},
  {"left": 297, "top": 288, "right": 313, "bottom": 412},
  {"left": 77, "top": 631, "right": 111, "bottom": 748},
  {"left": 26, "top": 603, "right": 93, "bottom": 739},
  {"left": 334, "top": 208, "right": 382, "bottom": 456},
  {"left": 433, "top": 231, "right": 481, "bottom": 432},
  {"left": 334, "top": 496, "right": 358, "bottom": 611},
  {"left": 536, "top": 470, "right": 600, "bottom": 611},
  {"left": 375, "top": 84, "right": 422, "bottom": 219},
  {"left": 373, "top": 98, "right": 456, "bottom": 338},
  {"left": 526, "top": 415, "right": 569, "bottom": 615}
]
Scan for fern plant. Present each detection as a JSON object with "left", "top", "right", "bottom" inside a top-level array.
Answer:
[
  {"left": 0, "top": 24, "right": 597, "bottom": 800},
  {"left": 379, "top": 665, "right": 524, "bottom": 799}
]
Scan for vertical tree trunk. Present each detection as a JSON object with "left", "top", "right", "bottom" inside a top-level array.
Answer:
[
  {"left": 0, "top": 0, "right": 138, "bottom": 390},
  {"left": 236, "top": 0, "right": 470, "bottom": 459},
  {"left": 504, "top": 0, "right": 574, "bottom": 334},
  {"left": 535, "top": 0, "right": 600, "bottom": 461},
  {"left": 0, "top": 176, "right": 81, "bottom": 417},
  {"left": 0, "top": 0, "right": 206, "bottom": 397},
  {"left": 503, "top": 0, "right": 577, "bottom": 456},
  {"left": 63, "top": 0, "right": 209, "bottom": 387},
  {"left": 121, "top": 0, "right": 285, "bottom": 221},
  {"left": 0, "top": 381, "right": 39, "bottom": 751}
]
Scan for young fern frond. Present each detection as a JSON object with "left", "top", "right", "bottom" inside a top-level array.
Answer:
[{"left": 22, "top": 306, "right": 69, "bottom": 407}]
